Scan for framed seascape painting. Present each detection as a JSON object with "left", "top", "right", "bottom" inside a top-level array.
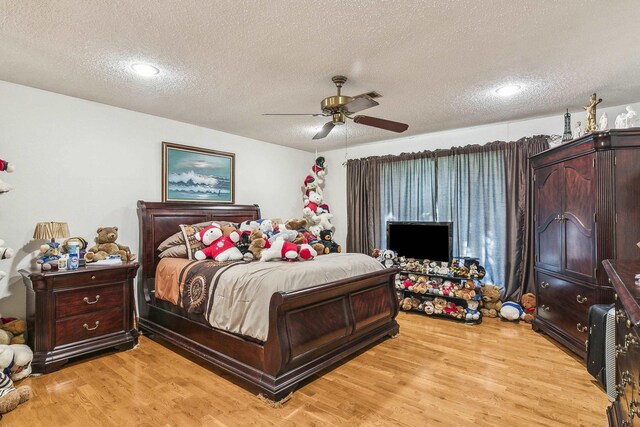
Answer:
[{"left": 162, "top": 142, "right": 235, "bottom": 203}]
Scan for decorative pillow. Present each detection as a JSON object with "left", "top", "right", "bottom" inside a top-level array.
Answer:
[
  {"left": 157, "top": 221, "right": 234, "bottom": 253},
  {"left": 158, "top": 245, "right": 188, "bottom": 259},
  {"left": 179, "top": 223, "right": 208, "bottom": 260}
]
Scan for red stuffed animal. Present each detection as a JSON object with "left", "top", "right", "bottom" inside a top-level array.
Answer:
[{"left": 194, "top": 223, "right": 244, "bottom": 261}]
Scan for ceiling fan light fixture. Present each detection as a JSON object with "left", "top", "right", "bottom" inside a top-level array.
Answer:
[
  {"left": 495, "top": 84, "right": 522, "bottom": 97},
  {"left": 130, "top": 63, "right": 160, "bottom": 77}
]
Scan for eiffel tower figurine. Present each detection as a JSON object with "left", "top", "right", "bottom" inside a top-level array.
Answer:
[{"left": 562, "top": 109, "right": 573, "bottom": 142}]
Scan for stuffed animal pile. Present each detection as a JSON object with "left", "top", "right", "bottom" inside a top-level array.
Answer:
[
  {"left": 0, "top": 159, "right": 14, "bottom": 194},
  {"left": 192, "top": 217, "right": 341, "bottom": 263},
  {"left": 301, "top": 157, "right": 335, "bottom": 233}
]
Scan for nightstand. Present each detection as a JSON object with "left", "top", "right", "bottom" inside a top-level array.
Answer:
[{"left": 20, "top": 263, "right": 139, "bottom": 373}]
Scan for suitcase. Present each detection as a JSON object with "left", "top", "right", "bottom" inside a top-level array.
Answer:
[{"left": 586, "top": 303, "right": 615, "bottom": 388}]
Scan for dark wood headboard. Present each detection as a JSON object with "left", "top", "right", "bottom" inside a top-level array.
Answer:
[{"left": 136, "top": 201, "right": 261, "bottom": 282}]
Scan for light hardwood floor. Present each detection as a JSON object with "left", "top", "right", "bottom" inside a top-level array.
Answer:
[{"left": 6, "top": 313, "right": 608, "bottom": 426}]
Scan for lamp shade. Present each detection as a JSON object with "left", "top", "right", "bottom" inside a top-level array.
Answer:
[{"left": 33, "top": 222, "right": 70, "bottom": 241}]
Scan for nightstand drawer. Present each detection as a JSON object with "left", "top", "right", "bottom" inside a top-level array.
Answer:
[
  {"left": 55, "top": 308, "right": 124, "bottom": 346},
  {"left": 52, "top": 269, "right": 127, "bottom": 288},
  {"left": 55, "top": 284, "right": 124, "bottom": 318}
]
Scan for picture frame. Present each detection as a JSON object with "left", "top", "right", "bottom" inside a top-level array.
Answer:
[{"left": 162, "top": 142, "right": 235, "bottom": 203}]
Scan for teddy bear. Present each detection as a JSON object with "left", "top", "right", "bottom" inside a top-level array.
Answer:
[
  {"left": 285, "top": 218, "right": 308, "bottom": 231},
  {"left": 499, "top": 301, "right": 526, "bottom": 321},
  {"left": 260, "top": 237, "right": 316, "bottom": 262},
  {"left": 521, "top": 293, "right": 537, "bottom": 323},
  {"left": 479, "top": 284, "right": 503, "bottom": 318},
  {"left": 400, "top": 297, "right": 413, "bottom": 311},
  {"left": 441, "top": 280, "right": 455, "bottom": 296},
  {"left": 0, "top": 158, "right": 15, "bottom": 194},
  {"left": 36, "top": 242, "right": 61, "bottom": 271},
  {"left": 194, "top": 223, "right": 244, "bottom": 262},
  {"left": 0, "top": 370, "right": 31, "bottom": 418},
  {"left": 319, "top": 230, "right": 341, "bottom": 254},
  {"left": 314, "top": 212, "right": 335, "bottom": 231},
  {"left": 0, "top": 319, "right": 26, "bottom": 345},
  {"left": 303, "top": 190, "right": 324, "bottom": 217},
  {"left": 0, "top": 344, "right": 33, "bottom": 382},
  {"left": 248, "top": 229, "right": 270, "bottom": 260},
  {"left": 433, "top": 297, "right": 447, "bottom": 314},
  {"left": 311, "top": 156, "right": 326, "bottom": 182},
  {"left": 465, "top": 300, "right": 481, "bottom": 321},
  {"left": 268, "top": 228, "right": 298, "bottom": 244},
  {"left": 85, "top": 227, "right": 136, "bottom": 264},
  {"left": 234, "top": 230, "right": 255, "bottom": 261},
  {"left": 423, "top": 301, "right": 435, "bottom": 315}
]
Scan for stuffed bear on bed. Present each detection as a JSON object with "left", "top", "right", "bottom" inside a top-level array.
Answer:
[{"left": 194, "top": 223, "right": 244, "bottom": 262}]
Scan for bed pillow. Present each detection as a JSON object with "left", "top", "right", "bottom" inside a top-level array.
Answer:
[
  {"left": 157, "top": 220, "right": 234, "bottom": 253},
  {"left": 179, "top": 223, "right": 209, "bottom": 260},
  {"left": 158, "top": 245, "right": 188, "bottom": 259}
]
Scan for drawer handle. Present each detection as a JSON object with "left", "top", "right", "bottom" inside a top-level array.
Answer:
[
  {"left": 83, "top": 321, "right": 100, "bottom": 331},
  {"left": 83, "top": 295, "right": 100, "bottom": 305},
  {"left": 576, "top": 323, "right": 587, "bottom": 333},
  {"left": 91, "top": 275, "right": 96, "bottom": 280},
  {"left": 540, "top": 281, "right": 550, "bottom": 289},
  {"left": 617, "top": 309, "right": 628, "bottom": 324},
  {"left": 576, "top": 294, "right": 587, "bottom": 304}
]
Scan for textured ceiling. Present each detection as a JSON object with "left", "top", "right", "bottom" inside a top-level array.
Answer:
[{"left": 2, "top": 1, "right": 640, "bottom": 151}]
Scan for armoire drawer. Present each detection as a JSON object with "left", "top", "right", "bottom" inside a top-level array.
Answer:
[{"left": 536, "top": 271, "right": 595, "bottom": 341}]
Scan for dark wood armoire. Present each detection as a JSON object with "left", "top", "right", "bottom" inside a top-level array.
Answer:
[{"left": 530, "top": 128, "right": 640, "bottom": 358}]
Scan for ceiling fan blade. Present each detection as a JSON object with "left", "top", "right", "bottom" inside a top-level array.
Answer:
[
  {"left": 343, "top": 97, "right": 379, "bottom": 114},
  {"left": 353, "top": 115, "right": 409, "bottom": 133},
  {"left": 262, "top": 113, "right": 326, "bottom": 116},
  {"left": 313, "top": 122, "right": 336, "bottom": 140}
]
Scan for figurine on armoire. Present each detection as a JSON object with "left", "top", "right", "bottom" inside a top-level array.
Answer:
[{"left": 583, "top": 93, "right": 603, "bottom": 133}]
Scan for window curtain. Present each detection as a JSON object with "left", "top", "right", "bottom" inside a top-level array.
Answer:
[
  {"left": 379, "top": 155, "right": 437, "bottom": 248},
  {"left": 346, "top": 136, "right": 549, "bottom": 300},
  {"left": 435, "top": 150, "right": 506, "bottom": 285}
]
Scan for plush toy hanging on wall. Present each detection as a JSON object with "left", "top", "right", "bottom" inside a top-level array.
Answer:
[
  {"left": 301, "top": 157, "right": 335, "bottom": 232},
  {"left": 0, "top": 159, "right": 15, "bottom": 194}
]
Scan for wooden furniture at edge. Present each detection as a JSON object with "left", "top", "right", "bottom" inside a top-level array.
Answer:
[
  {"left": 531, "top": 128, "right": 640, "bottom": 358},
  {"left": 20, "top": 263, "right": 139, "bottom": 373},
  {"left": 603, "top": 260, "right": 640, "bottom": 427},
  {"left": 136, "top": 201, "right": 399, "bottom": 401}
]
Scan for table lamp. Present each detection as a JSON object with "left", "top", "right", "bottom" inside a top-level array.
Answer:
[{"left": 33, "top": 222, "right": 70, "bottom": 243}]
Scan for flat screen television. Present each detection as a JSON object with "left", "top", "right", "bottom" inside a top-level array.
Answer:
[{"left": 386, "top": 221, "right": 453, "bottom": 262}]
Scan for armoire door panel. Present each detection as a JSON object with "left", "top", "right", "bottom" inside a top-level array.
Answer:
[
  {"left": 535, "top": 164, "right": 563, "bottom": 271},
  {"left": 536, "top": 165, "right": 562, "bottom": 225},
  {"left": 563, "top": 155, "right": 595, "bottom": 279},
  {"left": 564, "top": 219, "right": 595, "bottom": 278},
  {"left": 614, "top": 149, "right": 640, "bottom": 261},
  {"left": 538, "top": 220, "right": 562, "bottom": 270}
]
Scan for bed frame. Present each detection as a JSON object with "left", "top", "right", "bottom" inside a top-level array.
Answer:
[{"left": 137, "top": 201, "right": 399, "bottom": 401}]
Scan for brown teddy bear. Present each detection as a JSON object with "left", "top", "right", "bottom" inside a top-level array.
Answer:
[
  {"left": 521, "top": 293, "right": 537, "bottom": 323},
  {"left": 0, "top": 319, "right": 26, "bottom": 345},
  {"left": 285, "top": 218, "right": 308, "bottom": 231},
  {"left": 85, "top": 227, "right": 136, "bottom": 263},
  {"left": 248, "top": 229, "right": 268, "bottom": 260},
  {"left": 479, "top": 284, "right": 503, "bottom": 318}
]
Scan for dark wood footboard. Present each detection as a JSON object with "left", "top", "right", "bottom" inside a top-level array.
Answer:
[{"left": 136, "top": 201, "right": 399, "bottom": 401}]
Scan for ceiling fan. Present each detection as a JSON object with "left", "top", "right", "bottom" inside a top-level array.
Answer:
[{"left": 263, "top": 75, "right": 409, "bottom": 140}]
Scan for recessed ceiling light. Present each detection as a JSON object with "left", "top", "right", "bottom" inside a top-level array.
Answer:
[
  {"left": 131, "top": 63, "right": 160, "bottom": 77},
  {"left": 495, "top": 84, "right": 522, "bottom": 97}
]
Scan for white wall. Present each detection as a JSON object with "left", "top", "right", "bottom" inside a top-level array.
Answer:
[
  {"left": 0, "top": 81, "right": 314, "bottom": 317},
  {"left": 320, "top": 101, "right": 640, "bottom": 247}
]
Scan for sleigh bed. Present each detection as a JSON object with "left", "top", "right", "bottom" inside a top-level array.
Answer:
[{"left": 136, "top": 201, "right": 399, "bottom": 401}]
